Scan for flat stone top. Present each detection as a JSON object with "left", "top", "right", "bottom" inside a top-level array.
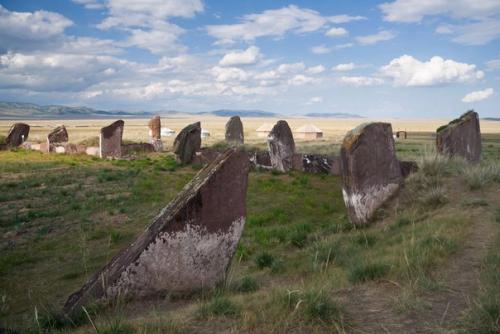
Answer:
[
  {"left": 101, "top": 120, "right": 124, "bottom": 138},
  {"left": 342, "top": 122, "right": 391, "bottom": 152},
  {"left": 437, "top": 110, "right": 478, "bottom": 133}
]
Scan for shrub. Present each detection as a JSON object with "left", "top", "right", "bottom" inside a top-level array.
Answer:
[
  {"left": 282, "top": 290, "right": 342, "bottom": 324},
  {"left": 348, "top": 262, "right": 390, "bottom": 283},
  {"left": 419, "top": 187, "right": 448, "bottom": 209},
  {"left": 197, "top": 296, "right": 240, "bottom": 318},
  {"left": 255, "top": 252, "right": 275, "bottom": 269},
  {"left": 231, "top": 276, "right": 259, "bottom": 293},
  {"left": 463, "top": 164, "right": 500, "bottom": 190},
  {"left": 418, "top": 150, "right": 451, "bottom": 178}
]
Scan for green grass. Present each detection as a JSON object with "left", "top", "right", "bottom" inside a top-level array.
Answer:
[{"left": 197, "top": 295, "right": 240, "bottom": 319}]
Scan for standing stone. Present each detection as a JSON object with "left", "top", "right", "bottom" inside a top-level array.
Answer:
[
  {"left": 436, "top": 110, "right": 481, "bottom": 162},
  {"left": 63, "top": 148, "right": 249, "bottom": 315},
  {"left": 173, "top": 122, "right": 201, "bottom": 164},
  {"left": 225, "top": 116, "right": 244, "bottom": 145},
  {"left": 5, "top": 123, "right": 30, "bottom": 147},
  {"left": 47, "top": 126, "right": 69, "bottom": 152},
  {"left": 340, "top": 123, "right": 402, "bottom": 226},
  {"left": 148, "top": 116, "right": 163, "bottom": 152},
  {"left": 267, "top": 120, "right": 295, "bottom": 172},
  {"left": 100, "top": 120, "right": 124, "bottom": 159}
]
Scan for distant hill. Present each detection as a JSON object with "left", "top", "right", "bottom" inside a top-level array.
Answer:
[
  {"left": 199, "top": 109, "right": 278, "bottom": 117},
  {"left": 483, "top": 117, "right": 500, "bottom": 121},
  {"left": 305, "top": 112, "right": 364, "bottom": 118},
  {"left": 0, "top": 101, "right": 154, "bottom": 119}
]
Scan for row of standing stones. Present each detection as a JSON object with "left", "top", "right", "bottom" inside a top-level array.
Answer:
[{"left": 1, "top": 111, "right": 481, "bottom": 318}]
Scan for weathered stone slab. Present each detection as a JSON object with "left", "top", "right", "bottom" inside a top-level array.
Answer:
[
  {"left": 173, "top": 122, "right": 201, "bottom": 164},
  {"left": 225, "top": 116, "right": 244, "bottom": 145},
  {"left": 302, "top": 154, "right": 333, "bottom": 174},
  {"left": 5, "top": 123, "right": 30, "bottom": 147},
  {"left": 249, "top": 151, "right": 272, "bottom": 170},
  {"left": 340, "top": 123, "right": 402, "bottom": 226},
  {"left": 436, "top": 110, "right": 481, "bottom": 162},
  {"left": 63, "top": 148, "right": 249, "bottom": 315},
  {"left": 148, "top": 116, "right": 163, "bottom": 152},
  {"left": 193, "top": 148, "right": 221, "bottom": 165},
  {"left": 399, "top": 160, "right": 419, "bottom": 178},
  {"left": 100, "top": 120, "right": 124, "bottom": 159},
  {"left": 267, "top": 120, "right": 295, "bottom": 172},
  {"left": 47, "top": 126, "right": 69, "bottom": 152}
]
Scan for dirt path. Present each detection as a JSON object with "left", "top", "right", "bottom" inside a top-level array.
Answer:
[{"left": 339, "top": 209, "right": 496, "bottom": 334}]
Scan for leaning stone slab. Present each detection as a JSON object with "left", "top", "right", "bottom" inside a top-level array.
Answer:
[
  {"left": 63, "top": 148, "right": 249, "bottom": 316},
  {"left": 225, "top": 116, "right": 244, "bottom": 145},
  {"left": 436, "top": 110, "right": 481, "bottom": 162},
  {"left": 399, "top": 160, "right": 419, "bottom": 178},
  {"left": 5, "top": 123, "right": 30, "bottom": 147},
  {"left": 47, "top": 126, "right": 69, "bottom": 152},
  {"left": 173, "top": 122, "right": 201, "bottom": 164},
  {"left": 148, "top": 116, "right": 163, "bottom": 152},
  {"left": 340, "top": 123, "right": 402, "bottom": 226},
  {"left": 100, "top": 120, "right": 124, "bottom": 159},
  {"left": 267, "top": 120, "right": 295, "bottom": 172},
  {"left": 249, "top": 151, "right": 272, "bottom": 170}
]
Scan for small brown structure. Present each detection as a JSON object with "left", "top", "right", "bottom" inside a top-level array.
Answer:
[
  {"left": 267, "top": 120, "right": 296, "bottom": 172},
  {"left": 436, "top": 110, "right": 481, "bottom": 162},
  {"left": 294, "top": 125, "right": 323, "bottom": 139},
  {"left": 100, "top": 120, "right": 124, "bottom": 159},
  {"left": 225, "top": 116, "right": 244, "bottom": 145},
  {"left": 173, "top": 122, "right": 201, "bottom": 164},
  {"left": 63, "top": 148, "right": 249, "bottom": 316},
  {"left": 395, "top": 131, "right": 407, "bottom": 139},
  {"left": 148, "top": 116, "right": 163, "bottom": 152},
  {"left": 340, "top": 122, "right": 402, "bottom": 226},
  {"left": 5, "top": 123, "right": 30, "bottom": 147}
]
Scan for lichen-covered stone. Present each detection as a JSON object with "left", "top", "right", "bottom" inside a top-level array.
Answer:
[
  {"left": 267, "top": 120, "right": 295, "bottom": 172},
  {"left": 225, "top": 116, "right": 244, "bottom": 145},
  {"left": 436, "top": 111, "right": 481, "bottom": 162},
  {"left": 5, "top": 123, "right": 30, "bottom": 147},
  {"left": 340, "top": 123, "right": 402, "bottom": 226},
  {"left": 63, "top": 148, "right": 249, "bottom": 316},
  {"left": 173, "top": 122, "right": 201, "bottom": 164},
  {"left": 47, "top": 126, "right": 68, "bottom": 152},
  {"left": 100, "top": 120, "right": 124, "bottom": 159}
]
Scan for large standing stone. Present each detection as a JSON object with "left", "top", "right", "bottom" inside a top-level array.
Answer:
[
  {"left": 100, "top": 120, "right": 124, "bottom": 159},
  {"left": 340, "top": 123, "right": 402, "bottom": 226},
  {"left": 5, "top": 123, "right": 30, "bottom": 147},
  {"left": 148, "top": 116, "right": 163, "bottom": 152},
  {"left": 173, "top": 122, "right": 201, "bottom": 164},
  {"left": 225, "top": 116, "right": 244, "bottom": 145},
  {"left": 267, "top": 120, "right": 295, "bottom": 172},
  {"left": 47, "top": 126, "right": 68, "bottom": 152},
  {"left": 436, "top": 110, "right": 481, "bottom": 162},
  {"left": 63, "top": 148, "right": 249, "bottom": 315}
]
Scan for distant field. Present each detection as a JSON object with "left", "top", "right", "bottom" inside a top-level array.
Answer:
[{"left": 1, "top": 117, "right": 499, "bottom": 149}]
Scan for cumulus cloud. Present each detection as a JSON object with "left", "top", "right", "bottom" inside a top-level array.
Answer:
[
  {"left": 380, "top": 0, "right": 500, "bottom": 22},
  {"left": 379, "top": 55, "right": 484, "bottom": 86},
  {"left": 325, "top": 27, "right": 348, "bottom": 37},
  {"left": 333, "top": 63, "right": 356, "bottom": 71},
  {"left": 356, "top": 30, "right": 396, "bottom": 45},
  {"left": 306, "top": 65, "right": 326, "bottom": 74},
  {"left": 462, "top": 88, "right": 494, "bottom": 103},
  {"left": 338, "top": 76, "right": 384, "bottom": 86},
  {"left": 72, "top": 0, "right": 105, "bottom": 9},
  {"left": 311, "top": 45, "right": 331, "bottom": 54},
  {"left": 0, "top": 5, "right": 73, "bottom": 52},
  {"left": 219, "top": 46, "right": 261, "bottom": 66},
  {"left": 206, "top": 5, "right": 361, "bottom": 44}
]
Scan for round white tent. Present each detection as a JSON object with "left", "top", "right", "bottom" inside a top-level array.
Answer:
[{"left": 295, "top": 124, "right": 323, "bottom": 139}]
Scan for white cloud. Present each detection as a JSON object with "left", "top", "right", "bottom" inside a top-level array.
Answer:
[
  {"left": 435, "top": 25, "right": 453, "bottom": 34},
  {"left": 356, "top": 30, "right": 396, "bottom": 45},
  {"left": 120, "top": 22, "right": 185, "bottom": 55},
  {"left": 210, "top": 66, "right": 249, "bottom": 82},
  {"left": 449, "top": 19, "right": 500, "bottom": 45},
  {"left": 379, "top": 55, "right": 484, "bottom": 87},
  {"left": 462, "top": 88, "right": 494, "bottom": 103},
  {"left": 206, "top": 5, "right": 361, "bottom": 43},
  {"left": 486, "top": 59, "right": 500, "bottom": 70},
  {"left": 277, "top": 62, "right": 306, "bottom": 74},
  {"left": 338, "top": 76, "right": 384, "bottom": 86},
  {"left": 0, "top": 5, "right": 73, "bottom": 52},
  {"left": 288, "top": 74, "right": 317, "bottom": 86},
  {"left": 72, "top": 0, "right": 105, "bottom": 9},
  {"left": 333, "top": 63, "right": 356, "bottom": 71},
  {"left": 306, "top": 65, "right": 326, "bottom": 74},
  {"left": 219, "top": 46, "right": 261, "bottom": 66},
  {"left": 329, "top": 15, "right": 366, "bottom": 24},
  {"left": 311, "top": 45, "right": 331, "bottom": 54},
  {"left": 335, "top": 43, "right": 354, "bottom": 50},
  {"left": 325, "top": 27, "right": 348, "bottom": 37},
  {"left": 380, "top": 0, "right": 500, "bottom": 22},
  {"left": 305, "top": 96, "right": 323, "bottom": 104}
]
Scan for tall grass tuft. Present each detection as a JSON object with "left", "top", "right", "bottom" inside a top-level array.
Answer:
[
  {"left": 419, "top": 187, "right": 448, "bottom": 209},
  {"left": 463, "top": 163, "right": 500, "bottom": 190}
]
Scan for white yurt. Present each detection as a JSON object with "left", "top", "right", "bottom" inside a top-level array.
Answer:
[
  {"left": 201, "top": 129, "right": 211, "bottom": 138},
  {"left": 256, "top": 123, "right": 274, "bottom": 138},
  {"left": 160, "top": 128, "right": 175, "bottom": 137},
  {"left": 294, "top": 124, "right": 323, "bottom": 139}
]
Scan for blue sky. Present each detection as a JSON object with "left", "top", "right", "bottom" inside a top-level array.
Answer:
[{"left": 0, "top": 0, "right": 499, "bottom": 118}]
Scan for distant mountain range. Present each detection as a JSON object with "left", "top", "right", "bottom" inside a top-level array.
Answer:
[
  {"left": 0, "top": 101, "right": 363, "bottom": 119},
  {"left": 483, "top": 117, "right": 500, "bottom": 121}
]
